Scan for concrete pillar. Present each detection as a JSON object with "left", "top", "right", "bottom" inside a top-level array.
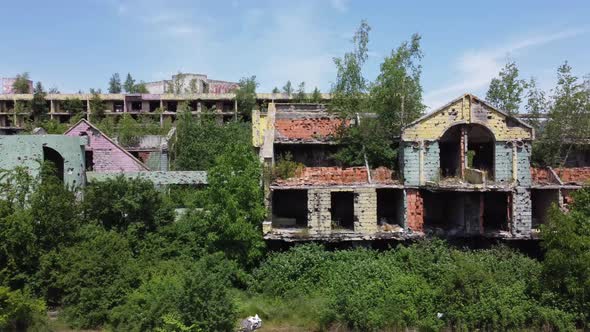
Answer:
[
  {"left": 307, "top": 189, "right": 331, "bottom": 234},
  {"left": 512, "top": 188, "right": 532, "bottom": 236},
  {"left": 353, "top": 188, "right": 377, "bottom": 233},
  {"left": 141, "top": 101, "right": 149, "bottom": 113}
]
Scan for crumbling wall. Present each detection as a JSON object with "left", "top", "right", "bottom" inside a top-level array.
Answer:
[
  {"left": 495, "top": 142, "right": 513, "bottom": 183},
  {"left": 307, "top": 189, "right": 332, "bottom": 234},
  {"left": 516, "top": 143, "right": 532, "bottom": 186},
  {"left": 0, "top": 135, "right": 85, "bottom": 188},
  {"left": 402, "top": 95, "right": 532, "bottom": 142},
  {"left": 402, "top": 144, "right": 420, "bottom": 185},
  {"left": 423, "top": 141, "right": 440, "bottom": 182},
  {"left": 512, "top": 188, "right": 532, "bottom": 236}
]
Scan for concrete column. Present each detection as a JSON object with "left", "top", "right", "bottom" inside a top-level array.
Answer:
[
  {"left": 353, "top": 188, "right": 377, "bottom": 233},
  {"left": 142, "top": 101, "right": 149, "bottom": 113},
  {"left": 512, "top": 188, "right": 532, "bottom": 236},
  {"left": 307, "top": 189, "right": 331, "bottom": 234},
  {"left": 50, "top": 100, "right": 55, "bottom": 113},
  {"left": 460, "top": 126, "right": 467, "bottom": 178}
]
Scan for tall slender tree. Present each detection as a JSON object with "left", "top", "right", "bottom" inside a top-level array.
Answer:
[
  {"left": 524, "top": 78, "right": 548, "bottom": 134},
  {"left": 282, "top": 81, "right": 293, "bottom": 96},
  {"left": 123, "top": 73, "right": 135, "bottom": 93},
  {"left": 486, "top": 61, "right": 526, "bottom": 115},
  {"left": 108, "top": 73, "right": 122, "bottom": 93},
  {"left": 31, "top": 82, "right": 48, "bottom": 120},
  {"left": 295, "top": 82, "right": 306, "bottom": 103},
  {"left": 371, "top": 33, "right": 425, "bottom": 136},
  {"left": 12, "top": 73, "right": 31, "bottom": 93}
]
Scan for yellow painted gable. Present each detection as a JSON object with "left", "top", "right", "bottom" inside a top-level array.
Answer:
[{"left": 402, "top": 95, "right": 532, "bottom": 141}]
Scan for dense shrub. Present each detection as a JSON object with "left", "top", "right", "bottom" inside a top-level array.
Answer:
[
  {"left": 83, "top": 176, "right": 174, "bottom": 235},
  {"left": 111, "top": 254, "right": 239, "bottom": 332},
  {"left": 542, "top": 188, "right": 590, "bottom": 326},
  {"left": 251, "top": 241, "right": 575, "bottom": 331},
  {"left": 57, "top": 226, "right": 140, "bottom": 328},
  {"left": 0, "top": 286, "right": 47, "bottom": 331}
]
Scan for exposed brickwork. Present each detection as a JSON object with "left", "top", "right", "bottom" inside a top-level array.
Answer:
[
  {"left": 531, "top": 167, "right": 560, "bottom": 185},
  {"left": 405, "top": 189, "right": 424, "bottom": 231},
  {"left": 554, "top": 167, "right": 590, "bottom": 185},
  {"left": 274, "top": 118, "right": 344, "bottom": 143},
  {"left": 65, "top": 119, "right": 148, "bottom": 172},
  {"left": 273, "top": 166, "right": 399, "bottom": 186}
]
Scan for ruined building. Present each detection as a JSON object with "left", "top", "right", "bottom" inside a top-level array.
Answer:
[
  {"left": 144, "top": 73, "right": 239, "bottom": 94},
  {"left": 255, "top": 94, "right": 590, "bottom": 242},
  {"left": 0, "top": 92, "right": 330, "bottom": 134}
]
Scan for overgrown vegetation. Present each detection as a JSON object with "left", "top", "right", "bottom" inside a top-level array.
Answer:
[
  {"left": 1, "top": 159, "right": 590, "bottom": 331},
  {"left": 330, "top": 21, "right": 424, "bottom": 169}
]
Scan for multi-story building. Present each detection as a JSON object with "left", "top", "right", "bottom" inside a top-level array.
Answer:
[
  {"left": 144, "top": 73, "right": 239, "bottom": 94},
  {"left": 0, "top": 92, "right": 331, "bottom": 134},
  {"left": 255, "top": 94, "right": 590, "bottom": 242}
]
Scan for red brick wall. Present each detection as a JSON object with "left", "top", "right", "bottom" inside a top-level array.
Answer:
[
  {"left": 554, "top": 167, "right": 590, "bottom": 184},
  {"left": 273, "top": 166, "right": 397, "bottom": 186},
  {"left": 530, "top": 167, "right": 558, "bottom": 185},
  {"left": 406, "top": 189, "right": 424, "bottom": 232},
  {"left": 275, "top": 118, "right": 345, "bottom": 142}
]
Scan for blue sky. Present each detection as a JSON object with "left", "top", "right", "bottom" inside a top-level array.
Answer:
[{"left": 1, "top": 0, "right": 589, "bottom": 109}]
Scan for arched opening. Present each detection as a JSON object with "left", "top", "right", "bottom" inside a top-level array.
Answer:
[
  {"left": 439, "top": 124, "right": 495, "bottom": 179},
  {"left": 440, "top": 125, "right": 462, "bottom": 177},
  {"left": 466, "top": 124, "right": 495, "bottom": 178},
  {"left": 43, "top": 146, "right": 64, "bottom": 182}
]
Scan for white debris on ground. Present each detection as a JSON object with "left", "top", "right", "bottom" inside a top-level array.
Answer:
[{"left": 239, "top": 314, "right": 262, "bottom": 331}]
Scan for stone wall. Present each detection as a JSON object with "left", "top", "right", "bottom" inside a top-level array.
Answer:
[
  {"left": 516, "top": 142, "right": 532, "bottom": 186},
  {"left": 401, "top": 144, "right": 420, "bottom": 185}
]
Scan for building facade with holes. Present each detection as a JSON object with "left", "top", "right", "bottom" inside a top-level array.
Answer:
[{"left": 256, "top": 94, "right": 590, "bottom": 242}]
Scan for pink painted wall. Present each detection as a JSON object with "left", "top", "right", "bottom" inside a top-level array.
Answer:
[{"left": 66, "top": 121, "right": 148, "bottom": 172}]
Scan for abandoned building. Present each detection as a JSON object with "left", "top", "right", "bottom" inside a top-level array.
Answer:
[
  {"left": 255, "top": 94, "right": 590, "bottom": 242},
  {"left": 0, "top": 91, "right": 331, "bottom": 134},
  {"left": 143, "top": 73, "right": 239, "bottom": 94},
  {"left": 0, "top": 121, "right": 206, "bottom": 190}
]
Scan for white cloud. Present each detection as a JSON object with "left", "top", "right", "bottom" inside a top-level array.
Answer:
[
  {"left": 329, "top": 0, "right": 349, "bottom": 12},
  {"left": 424, "top": 27, "right": 588, "bottom": 109}
]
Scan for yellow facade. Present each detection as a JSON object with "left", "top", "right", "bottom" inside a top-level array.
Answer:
[
  {"left": 402, "top": 94, "right": 532, "bottom": 141},
  {"left": 252, "top": 109, "right": 269, "bottom": 147}
]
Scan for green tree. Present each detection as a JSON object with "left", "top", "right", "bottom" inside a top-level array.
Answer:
[
  {"left": 172, "top": 110, "right": 250, "bottom": 171},
  {"left": 108, "top": 73, "right": 122, "bottom": 93},
  {"left": 11, "top": 73, "right": 31, "bottom": 93},
  {"left": 0, "top": 286, "right": 47, "bottom": 331},
  {"left": 134, "top": 81, "right": 149, "bottom": 93},
  {"left": 236, "top": 76, "right": 258, "bottom": 116},
  {"left": 89, "top": 89, "right": 106, "bottom": 121},
  {"left": 272, "top": 87, "right": 280, "bottom": 94},
  {"left": 541, "top": 188, "right": 590, "bottom": 325},
  {"left": 536, "top": 62, "right": 590, "bottom": 166},
  {"left": 181, "top": 143, "right": 265, "bottom": 267},
  {"left": 330, "top": 20, "right": 371, "bottom": 119},
  {"left": 117, "top": 113, "right": 142, "bottom": 146},
  {"left": 295, "top": 82, "right": 306, "bottom": 102},
  {"left": 311, "top": 87, "right": 322, "bottom": 103},
  {"left": 371, "top": 33, "right": 425, "bottom": 137},
  {"left": 282, "top": 81, "right": 293, "bottom": 96},
  {"left": 61, "top": 98, "right": 85, "bottom": 115},
  {"left": 31, "top": 82, "right": 48, "bottom": 120},
  {"left": 124, "top": 73, "right": 136, "bottom": 93},
  {"left": 82, "top": 176, "right": 174, "bottom": 235},
  {"left": 524, "top": 78, "right": 548, "bottom": 134},
  {"left": 486, "top": 61, "right": 526, "bottom": 115}
]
